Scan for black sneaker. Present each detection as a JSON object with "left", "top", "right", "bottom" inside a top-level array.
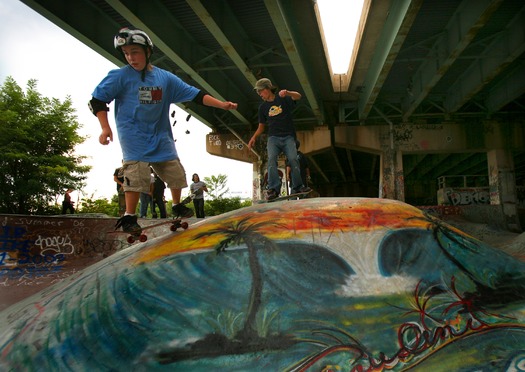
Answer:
[
  {"left": 172, "top": 203, "right": 194, "bottom": 218},
  {"left": 292, "top": 186, "right": 311, "bottom": 194},
  {"left": 266, "top": 189, "right": 278, "bottom": 201},
  {"left": 115, "top": 215, "right": 142, "bottom": 235}
]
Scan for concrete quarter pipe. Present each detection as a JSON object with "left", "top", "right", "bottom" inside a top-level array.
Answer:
[{"left": 0, "top": 198, "right": 524, "bottom": 370}]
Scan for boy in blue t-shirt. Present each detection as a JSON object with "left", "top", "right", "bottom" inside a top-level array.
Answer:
[{"left": 89, "top": 27, "right": 237, "bottom": 234}]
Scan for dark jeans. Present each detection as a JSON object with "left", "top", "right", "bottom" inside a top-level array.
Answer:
[
  {"left": 61, "top": 202, "right": 74, "bottom": 214},
  {"left": 267, "top": 135, "right": 303, "bottom": 192},
  {"left": 139, "top": 193, "right": 153, "bottom": 217},
  {"left": 152, "top": 195, "right": 167, "bottom": 218},
  {"left": 193, "top": 198, "right": 205, "bottom": 218}
]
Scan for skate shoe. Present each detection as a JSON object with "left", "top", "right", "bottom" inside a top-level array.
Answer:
[
  {"left": 172, "top": 203, "right": 194, "bottom": 218},
  {"left": 266, "top": 189, "right": 278, "bottom": 201},
  {"left": 292, "top": 186, "right": 311, "bottom": 194},
  {"left": 115, "top": 215, "right": 142, "bottom": 235}
]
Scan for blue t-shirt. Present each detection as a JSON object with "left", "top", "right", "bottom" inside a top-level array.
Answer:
[
  {"left": 257, "top": 95, "right": 296, "bottom": 137},
  {"left": 92, "top": 65, "right": 199, "bottom": 162}
]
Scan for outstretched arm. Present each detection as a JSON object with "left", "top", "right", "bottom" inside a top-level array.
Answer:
[
  {"left": 279, "top": 89, "right": 301, "bottom": 100},
  {"left": 202, "top": 94, "right": 238, "bottom": 110}
]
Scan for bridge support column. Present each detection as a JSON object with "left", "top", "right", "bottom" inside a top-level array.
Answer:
[
  {"left": 379, "top": 150, "right": 405, "bottom": 202},
  {"left": 252, "top": 161, "right": 263, "bottom": 201},
  {"left": 487, "top": 149, "right": 521, "bottom": 232}
]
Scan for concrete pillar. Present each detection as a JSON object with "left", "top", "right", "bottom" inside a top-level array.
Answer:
[
  {"left": 252, "top": 161, "right": 263, "bottom": 201},
  {"left": 379, "top": 150, "right": 405, "bottom": 202},
  {"left": 487, "top": 149, "right": 521, "bottom": 232}
]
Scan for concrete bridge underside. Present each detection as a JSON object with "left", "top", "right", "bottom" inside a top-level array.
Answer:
[{"left": 207, "top": 119, "right": 525, "bottom": 231}]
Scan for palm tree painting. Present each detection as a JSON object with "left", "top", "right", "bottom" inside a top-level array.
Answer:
[{"left": 155, "top": 216, "right": 298, "bottom": 362}]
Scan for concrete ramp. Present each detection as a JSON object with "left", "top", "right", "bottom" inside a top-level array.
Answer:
[{"left": 1, "top": 197, "right": 524, "bottom": 371}]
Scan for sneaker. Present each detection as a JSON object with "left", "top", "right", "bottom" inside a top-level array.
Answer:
[
  {"left": 266, "top": 189, "right": 278, "bottom": 201},
  {"left": 292, "top": 186, "right": 311, "bottom": 195},
  {"left": 172, "top": 203, "right": 194, "bottom": 218},
  {"left": 115, "top": 215, "right": 142, "bottom": 235}
]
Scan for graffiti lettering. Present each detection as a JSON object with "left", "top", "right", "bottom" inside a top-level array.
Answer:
[
  {"left": 0, "top": 251, "right": 64, "bottom": 265},
  {"left": 0, "top": 265, "right": 64, "bottom": 280},
  {"left": 78, "top": 238, "right": 123, "bottom": 257},
  {"left": 393, "top": 128, "right": 413, "bottom": 142},
  {"left": 208, "top": 134, "right": 222, "bottom": 146},
  {"left": 12, "top": 218, "right": 63, "bottom": 227},
  {"left": 397, "top": 318, "right": 485, "bottom": 358},
  {"left": 344, "top": 317, "right": 488, "bottom": 371},
  {"left": 412, "top": 124, "right": 443, "bottom": 131},
  {"left": 34, "top": 234, "right": 75, "bottom": 255},
  {"left": 226, "top": 139, "right": 244, "bottom": 150},
  {"left": 446, "top": 189, "right": 489, "bottom": 205}
]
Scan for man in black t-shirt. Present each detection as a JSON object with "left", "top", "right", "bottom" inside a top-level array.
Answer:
[{"left": 248, "top": 78, "right": 310, "bottom": 200}]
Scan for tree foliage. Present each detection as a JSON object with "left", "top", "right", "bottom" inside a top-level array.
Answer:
[
  {"left": 204, "top": 174, "right": 229, "bottom": 200},
  {"left": 0, "top": 77, "right": 90, "bottom": 214},
  {"left": 204, "top": 197, "right": 252, "bottom": 216},
  {"left": 79, "top": 194, "right": 118, "bottom": 216}
]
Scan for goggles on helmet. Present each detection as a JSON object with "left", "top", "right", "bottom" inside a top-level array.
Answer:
[{"left": 114, "top": 28, "right": 154, "bottom": 50}]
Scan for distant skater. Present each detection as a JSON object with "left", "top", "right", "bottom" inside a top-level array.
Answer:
[
  {"left": 152, "top": 172, "right": 167, "bottom": 218},
  {"left": 113, "top": 164, "right": 126, "bottom": 216},
  {"left": 190, "top": 173, "right": 208, "bottom": 218},
  {"left": 61, "top": 188, "right": 75, "bottom": 214}
]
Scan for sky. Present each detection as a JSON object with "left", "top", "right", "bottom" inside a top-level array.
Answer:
[
  {"left": 0, "top": 0, "right": 360, "bottom": 204},
  {"left": 317, "top": 0, "right": 361, "bottom": 74}
]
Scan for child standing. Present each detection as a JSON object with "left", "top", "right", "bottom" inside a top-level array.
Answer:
[
  {"left": 190, "top": 173, "right": 208, "bottom": 218},
  {"left": 89, "top": 27, "right": 237, "bottom": 233}
]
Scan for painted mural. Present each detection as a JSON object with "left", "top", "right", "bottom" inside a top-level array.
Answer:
[{"left": 0, "top": 197, "right": 524, "bottom": 371}]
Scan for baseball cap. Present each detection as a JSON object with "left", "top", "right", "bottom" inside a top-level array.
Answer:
[{"left": 254, "top": 78, "right": 274, "bottom": 91}]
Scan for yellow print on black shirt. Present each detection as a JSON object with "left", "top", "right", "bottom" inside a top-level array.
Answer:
[{"left": 268, "top": 105, "right": 282, "bottom": 117}]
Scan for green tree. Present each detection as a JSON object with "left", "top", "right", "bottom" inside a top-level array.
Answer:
[
  {"left": 204, "top": 174, "right": 229, "bottom": 200},
  {"left": 204, "top": 197, "right": 251, "bottom": 216},
  {"left": 0, "top": 77, "right": 90, "bottom": 214},
  {"left": 78, "top": 194, "right": 119, "bottom": 216}
]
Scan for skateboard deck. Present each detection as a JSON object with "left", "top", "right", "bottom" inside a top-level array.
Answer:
[
  {"left": 108, "top": 218, "right": 189, "bottom": 244},
  {"left": 180, "top": 186, "right": 205, "bottom": 205},
  {"left": 180, "top": 194, "right": 194, "bottom": 205},
  {"left": 258, "top": 190, "right": 312, "bottom": 203}
]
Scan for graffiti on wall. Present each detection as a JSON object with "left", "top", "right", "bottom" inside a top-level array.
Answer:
[
  {"left": 0, "top": 198, "right": 524, "bottom": 371},
  {"left": 208, "top": 133, "right": 245, "bottom": 151},
  {"left": 208, "top": 133, "right": 221, "bottom": 146},
  {"left": 0, "top": 215, "right": 124, "bottom": 284},
  {"left": 439, "top": 187, "right": 490, "bottom": 205}
]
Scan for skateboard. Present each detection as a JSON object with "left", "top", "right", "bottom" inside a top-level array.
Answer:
[
  {"left": 180, "top": 193, "right": 195, "bottom": 205},
  {"left": 109, "top": 218, "right": 189, "bottom": 244},
  {"left": 258, "top": 189, "right": 312, "bottom": 203},
  {"left": 180, "top": 186, "right": 204, "bottom": 205}
]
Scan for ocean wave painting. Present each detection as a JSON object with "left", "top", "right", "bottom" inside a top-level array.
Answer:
[{"left": 1, "top": 198, "right": 524, "bottom": 371}]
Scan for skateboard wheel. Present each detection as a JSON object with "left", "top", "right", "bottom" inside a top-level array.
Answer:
[
  {"left": 139, "top": 234, "right": 147, "bottom": 242},
  {"left": 181, "top": 222, "right": 189, "bottom": 229},
  {"left": 170, "top": 224, "right": 178, "bottom": 232},
  {"left": 127, "top": 236, "right": 135, "bottom": 244}
]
